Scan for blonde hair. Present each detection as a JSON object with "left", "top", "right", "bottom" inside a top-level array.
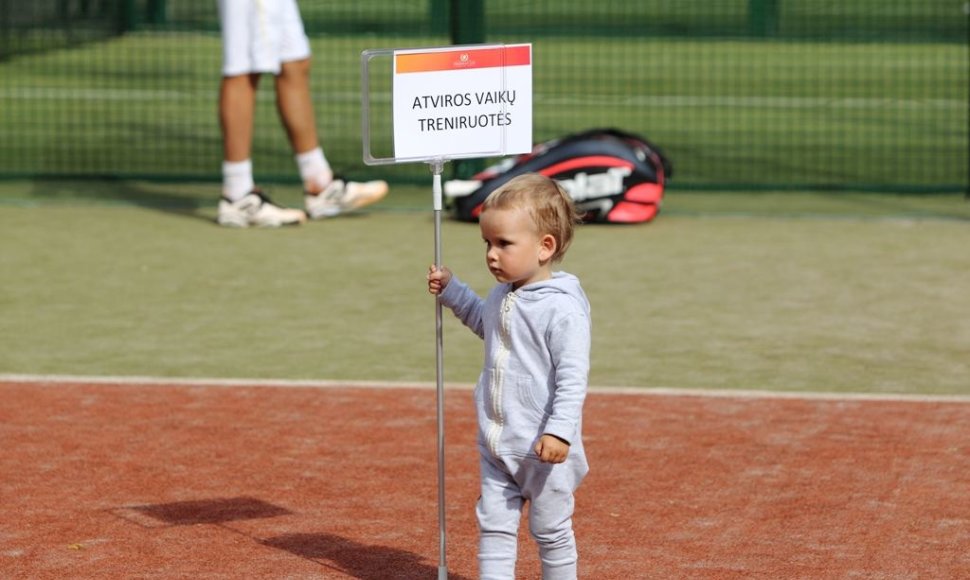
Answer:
[{"left": 481, "top": 173, "right": 582, "bottom": 263}]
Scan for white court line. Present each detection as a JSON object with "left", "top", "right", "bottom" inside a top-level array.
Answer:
[
  {"left": 0, "top": 88, "right": 964, "bottom": 111},
  {"left": 538, "top": 94, "right": 967, "bottom": 111},
  {"left": 0, "top": 88, "right": 189, "bottom": 101},
  {"left": 1, "top": 373, "right": 967, "bottom": 404}
]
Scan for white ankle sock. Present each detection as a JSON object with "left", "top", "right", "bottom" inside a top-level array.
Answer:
[
  {"left": 296, "top": 147, "right": 333, "bottom": 193},
  {"left": 222, "top": 160, "right": 254, "bottom": 202}
]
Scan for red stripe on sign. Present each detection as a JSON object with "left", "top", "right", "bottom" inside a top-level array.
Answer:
[
  {"left": 396, "top": 45, "right": 531, "bottom": 74},
  {"left": 538, "top": 156, "right": 634, "bottom": 177}
]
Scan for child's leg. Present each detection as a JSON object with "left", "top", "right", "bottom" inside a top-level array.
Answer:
[
  {"left": 529, "top": 485, "right": 578, "bottom": 580},
  {"left": 518, "top": 456, "right": 588, "bottom": 580},
  {"left": 477, "top": 454, "right": 524, "bottom": 580}
]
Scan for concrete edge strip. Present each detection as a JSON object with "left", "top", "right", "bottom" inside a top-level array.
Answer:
[{"left": 1, "top": 373, "right": 967, "bottom": 404}]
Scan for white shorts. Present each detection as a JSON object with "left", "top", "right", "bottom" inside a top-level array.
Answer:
[{"left": 218, "top": 0, "right": 312, "bottom": 77}]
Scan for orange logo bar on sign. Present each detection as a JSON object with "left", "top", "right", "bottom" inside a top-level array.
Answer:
[{"left": 396, "top": 45, "right": 531, "bottom": 74}]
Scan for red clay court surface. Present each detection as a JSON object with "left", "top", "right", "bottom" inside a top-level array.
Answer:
[{"left": 1, "top": 377, "right": 968, "bottom": 579}]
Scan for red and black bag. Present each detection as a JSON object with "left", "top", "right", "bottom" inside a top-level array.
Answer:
[{"left": 445, "top": 128, "right": 672, "bottom": 224}]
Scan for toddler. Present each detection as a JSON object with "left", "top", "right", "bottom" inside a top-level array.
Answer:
[{"left": 428, "top": 173, "right": 591, "bottom": 579}]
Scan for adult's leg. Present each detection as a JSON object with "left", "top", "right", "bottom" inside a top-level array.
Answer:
[
  {"left": 271, "top": 5, "right": 387, "bottom": 214},
  {"left": 275, "top": 58, "right": 320, "bottom": 156},
  {"left": 274, "top": 58, "right": 337, "bottom": 194},
  {"left": 217, "top": 71, "right": 306, "bottom": 226},
  {"left": 215, "top": 0, "right": 307, "bottom": 226},
  {"left": 220, "top": 73, "right": 261, "bottom": 163}
]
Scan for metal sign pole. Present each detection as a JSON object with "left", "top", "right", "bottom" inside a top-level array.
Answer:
[
  {"left": 361, "top": 44, "right": 531, "bottom": 580},
  {"left": 431, "top": 158, "right": 448, "bottom": 580}
]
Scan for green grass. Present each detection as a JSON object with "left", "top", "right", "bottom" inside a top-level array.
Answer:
[
  {"left": 0, "top": 31, "right": 965, "bottom": 190},
  {"left": 1, "top": 5, "right": 967, "bottom": 394},
  {"left": 2, "top": 180, "right": 968, "bottom": 395}
]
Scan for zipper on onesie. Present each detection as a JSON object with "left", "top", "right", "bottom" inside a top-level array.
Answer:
[{"left": 486, "top": 291, "right": 516, "bottom": 456}]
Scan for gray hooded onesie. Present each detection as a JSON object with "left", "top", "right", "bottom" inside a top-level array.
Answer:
[{"left": 439, "top": 271, "right": 591, "bottom": 580}]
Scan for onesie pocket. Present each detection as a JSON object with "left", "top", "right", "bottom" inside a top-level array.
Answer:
[
  {"left": 516, "top": 375, "right": 552, "bottom": 419},
  {"left": 474, "top": 369, "right": 489, "bottom": 411}
]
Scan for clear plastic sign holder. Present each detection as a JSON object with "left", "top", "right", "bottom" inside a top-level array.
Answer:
[{"left": 361, "top": 44, "right": 522, "bottom": 580}]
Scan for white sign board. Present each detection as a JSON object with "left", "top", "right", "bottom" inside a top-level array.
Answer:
[{"left": 392, "top": 44, "right": 532, "bottom": 161}]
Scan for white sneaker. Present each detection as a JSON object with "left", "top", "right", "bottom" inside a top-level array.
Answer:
[
  {"left": 304, "top": 178, "right": 388, "bottom": 219},
  {"left": 217, "top": 190, "right": 307, "bottom": 228}
]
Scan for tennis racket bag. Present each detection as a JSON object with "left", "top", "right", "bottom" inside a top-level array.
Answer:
[{"left": 446, "top": 128, "right": 672, "bottom": 224}]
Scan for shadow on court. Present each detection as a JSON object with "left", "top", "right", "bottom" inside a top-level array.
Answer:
[
  {"left": 109, "top": 496, "right": 468, "bottom": 579},
  {"left": 27, "top": 178, "right": 215, "bottom": 222},
  {"left": 263, "top": 533, "right": 472, "bottom": 580},
  {"left": 122, "top": 497, "right": 293, "bottom": 527}
]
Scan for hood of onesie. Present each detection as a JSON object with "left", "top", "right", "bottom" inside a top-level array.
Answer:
[{"left": 514, "top": 272, "right": 590, "bottom": 313}]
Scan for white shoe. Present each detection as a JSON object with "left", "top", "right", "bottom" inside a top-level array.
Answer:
[
  {"left": 217, "top": 190, "right": 307, "bottom": 228},
  {"left": 304, "top": 178, "right": 388, "bottom": 219}
]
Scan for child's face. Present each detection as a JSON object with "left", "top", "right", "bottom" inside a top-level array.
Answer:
[{"left": 479, "top": 206, "right": 555, "bottom": 289}]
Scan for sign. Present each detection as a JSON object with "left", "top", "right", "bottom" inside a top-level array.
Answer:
[{"left": 392, "top": 44, "right": 532, "bottom": 161}]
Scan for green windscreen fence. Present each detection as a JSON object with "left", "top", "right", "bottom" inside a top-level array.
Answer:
[{"left": 0, "top": 0, "right": 966, "bottom": 192}]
